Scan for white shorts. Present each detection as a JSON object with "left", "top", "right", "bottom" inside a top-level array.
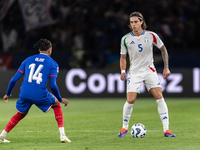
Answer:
[{"left": 127, "top": 66, "right": 162, "bottom": 93}]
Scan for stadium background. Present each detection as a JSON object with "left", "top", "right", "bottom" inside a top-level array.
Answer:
[{"left": 0, "top": 0, "right": 200, "bottom": 98}]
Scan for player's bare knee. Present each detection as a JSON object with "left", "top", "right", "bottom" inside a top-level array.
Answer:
[
  {"left": 127, "top": 98, "right": 135, "bottom": 104},
  {"left": 154, "top": 93, "right": 163, "bottom": 100},
  {"left": 127, "top": 92, "right": 137, "bottom": 104},
  {"left": 52, "top": 98, "right": 59, "bottom": 107}
]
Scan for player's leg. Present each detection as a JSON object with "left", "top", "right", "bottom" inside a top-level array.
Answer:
[
  {"left": 52, "top": 98, "right": 71, "bottom": 143},
  {"left": 118, "top": 92, "right": 137, "bottom": 137},
  {"left": 118, "top": 73, "right": 143, "bottom": 137},
  {"left": 35, "top": 92, "right": 71, "bottom": 143},
  {"left": 145, "top": 68, "right": 175, "bottom": 137},
  {"left": 150, "top": 87, "right": 168, "bottom": 131},
  {"left": 123, "top": 92, "right": 137, "bottom": 130},
  {"left": 0, "top": 97, "right": 30, "bottom": 143},
  {"left": 150, "top": 87, "right": 175, "bottom": 137},
  {"left": 0, "top": 112, "right": 27, "bottom": 143}
]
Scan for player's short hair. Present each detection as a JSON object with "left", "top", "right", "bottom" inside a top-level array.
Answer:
[
  {"left": 128, "top": 12, "right": 147, "bottom": 30},
  {"left": 33, "top": 38, "right": 52, "bottom": 51}
]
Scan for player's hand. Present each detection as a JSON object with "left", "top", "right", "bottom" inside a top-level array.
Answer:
[
  {"left": 120, "top": 73, "right": 126, "bottom": 81},
  {"left": 60, "top": 98, "right": 68, "bottom": 106},
  {"left": 163, "top": 68, "right": 171, "bottom": 79},
  {"left": 3, "top": 95, "right": 11, "bottom": 103}
]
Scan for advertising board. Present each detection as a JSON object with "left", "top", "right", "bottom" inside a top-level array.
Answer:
[{"left": 1, "top": 68, "right": 200, "bottom": 98}]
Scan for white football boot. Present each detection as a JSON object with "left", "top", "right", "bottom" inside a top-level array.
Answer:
[
  {"left": 0, "top": 136, "right": 10, "bottom": 143},
  {"left": 60, "top": 133, "right": 71, "bottom": 143}
]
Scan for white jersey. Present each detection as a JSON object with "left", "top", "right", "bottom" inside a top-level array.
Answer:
[{"left": 120, "top": 30, "right": 164, "bottom": 73}]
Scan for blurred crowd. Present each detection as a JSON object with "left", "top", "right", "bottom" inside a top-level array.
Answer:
[{"left": 0, "top": 0, "right": 200, "bottom": 68}]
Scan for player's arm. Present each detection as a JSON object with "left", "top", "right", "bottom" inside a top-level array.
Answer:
[
  {"left": 49, "top": 77, "right": 68, "bottom": 106},
  {"left": 3, "top": 70, "right": 24, "bottom": 103},
  {"left": 120, "top": 54, "right": 127, "bottom": 81},
  {"left": 159, "top": 45, "right": 170, "bottom": 79}
]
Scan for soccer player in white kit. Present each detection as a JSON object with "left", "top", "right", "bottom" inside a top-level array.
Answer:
[{"left": 118, "top": 12, "right": 176, "bottom": 137}]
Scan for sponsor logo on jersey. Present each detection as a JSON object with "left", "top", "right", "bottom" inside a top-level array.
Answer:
[{"left": 130, "top": 41, "right": 135, "bottom": 44}]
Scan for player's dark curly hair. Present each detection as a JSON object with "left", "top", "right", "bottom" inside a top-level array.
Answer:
[
  {"left": 128, "top": 12, "right": 147, "bottom": 30},
  {"left": 33, "top": 38, "right": 52, "bottom": 51}
]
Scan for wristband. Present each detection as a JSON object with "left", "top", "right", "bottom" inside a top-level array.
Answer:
[{"left": 121, "top": 70, "right": 126, "bottom": 74}]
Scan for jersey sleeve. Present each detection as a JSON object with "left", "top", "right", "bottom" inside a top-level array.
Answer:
[
  {"left": 120, "top": 36, "right": 128, "bottom": 55},
  {"left": 18, "top": 59, "right": 26, "bottom": 74},
  {"left": 49, "top": 61, "right": 62, "bottom": 101},
  {"left": 150, "top": 32, "right": 164, "bottom": 49},
  {"left": 6, "top": 66, "right": 24, "bottom": 96},
  {"left": 49, "top": 77, "right": 62, "bottom": 102},
  {"left": 50, "top": 61, "right": 59, "bottom": 77}
]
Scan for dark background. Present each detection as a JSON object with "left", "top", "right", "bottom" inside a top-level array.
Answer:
[
  {"left": 0, "top": 0, "right": 200, "bottom": 98},
  {"left": 0, "top": 0, "right": 200, "bottom": 70}
]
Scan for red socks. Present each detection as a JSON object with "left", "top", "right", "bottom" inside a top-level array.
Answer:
[
  {"left": 4, "top": 103, "right": 64, "bottom": 133},
  {"left": 52, "top": 102, "right": 64, "bottom": 127},
  {"left": 4, "top": 112, "right": 25, "bottom": 133}
]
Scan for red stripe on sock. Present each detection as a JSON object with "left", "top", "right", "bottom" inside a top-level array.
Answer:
[
  {"left": 4, "top": 112, "right": 24, "bottom": 133},
  {"left": 52, "top": 102, "right": 64, "bottom": 127}
]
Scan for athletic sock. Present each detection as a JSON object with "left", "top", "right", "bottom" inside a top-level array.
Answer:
[
  {"left": 52, "top": 102, "right": 64, "bottom": 128},
  {"left": 59, "top": 127, "right": 65, "bottom": 134},
  {"left": 3, "top": 112, "right": 25, "bottom": 134},
  {"left": 0, "top": 130, "right": 8, "bottom": 137},
  {"left": 122, "top": 101, "right": 134, "bottom": 130},
  {"left": 156, "top": 98, "right": 169, "bottom": 132}
]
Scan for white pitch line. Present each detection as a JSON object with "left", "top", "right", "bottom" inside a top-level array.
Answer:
[
  {"left": 20, "top": 130, "right": 162, "bottom": 133},
  {"left": 19, "top": 130, "right": 200, "bottom": 133}
]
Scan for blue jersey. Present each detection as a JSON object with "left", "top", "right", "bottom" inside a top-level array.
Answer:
[{"left": 17, "top": 53, "right": 59, "bottom": 100}]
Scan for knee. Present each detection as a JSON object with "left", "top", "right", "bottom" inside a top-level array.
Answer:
[
  {"left": 150, "top": 88, "right": 163, "bottom": 100},
  {"left": 154, "top": 92, "right": 163, "bottom": 100},
  {"left": 20, "top": 112, "right": 27, "bottom": 118},
  {"left": 127, "top": 92, "right": 137, "bottom": 104},
  {"left": 127, "top": 97, "right": 135, "bottom": 104},
  {"left": 52, "top": 98, "right": 59, "bottom": 107}
]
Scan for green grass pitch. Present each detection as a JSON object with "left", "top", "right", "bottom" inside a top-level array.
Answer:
[{"left": 0, "top": 98, "right": 200, "bottom": 150}]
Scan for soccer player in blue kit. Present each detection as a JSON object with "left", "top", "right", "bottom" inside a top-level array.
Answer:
[{"left": 0, "top": 39, "right": 71, "bottom": 143}]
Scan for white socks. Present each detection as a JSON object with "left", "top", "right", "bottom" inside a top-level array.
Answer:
[
  {"left": 59, "top": 127, "right": 65, "bottom": 134},
  {"left": 122, "top": 101, "right": 134, "bottom": 129},
  {"left": 156, "top": 98, "right": 169, "bottom": 132},
  {"left": 122, "top": 98, "right": 169, "bottom": 132},
  {"left": 0, "top": 130, "right": 7, "bottom": 137}
]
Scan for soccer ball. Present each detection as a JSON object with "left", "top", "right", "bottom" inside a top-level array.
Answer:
[{"left": 130, "top": 123, "right": 147, "bottom": 138}]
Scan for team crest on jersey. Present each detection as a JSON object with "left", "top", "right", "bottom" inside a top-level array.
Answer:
[{"left": 144, "top": 37, "right": 149, "bottom": 43}]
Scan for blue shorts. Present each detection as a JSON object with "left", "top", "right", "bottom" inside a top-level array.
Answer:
[{"left": 16, "top": 92, "right": 56, "bottom": 113}]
